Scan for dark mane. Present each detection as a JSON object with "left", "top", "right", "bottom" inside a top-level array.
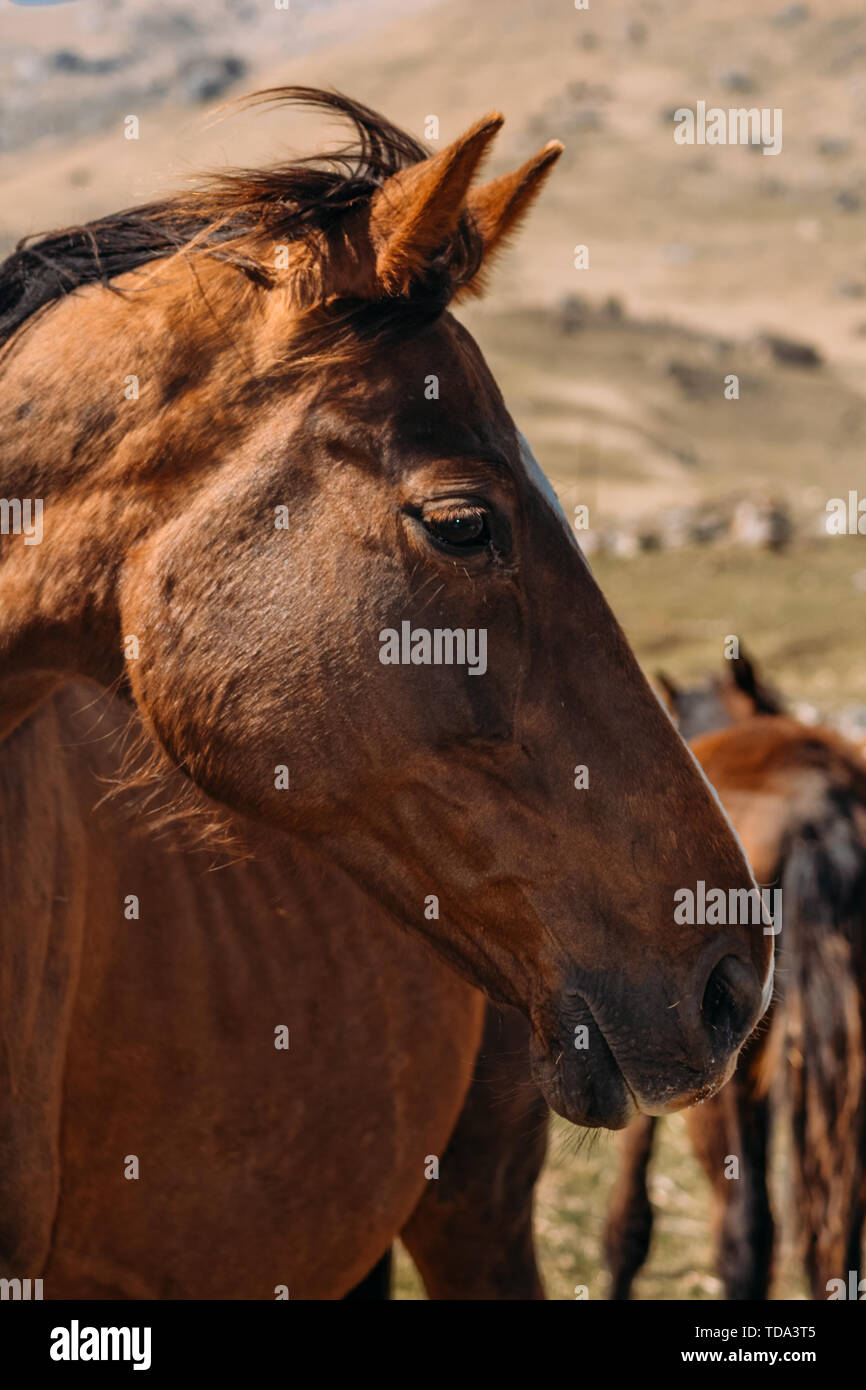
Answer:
[{"left": 0, "top": 87, "right": 482, "bottom": 349}]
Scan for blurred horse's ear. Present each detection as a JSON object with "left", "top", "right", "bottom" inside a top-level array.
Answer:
[
  {"left": 730, "top": 648, "right": 784, "bottom": 715},
  {"left": 455, "top": 140, "right": 564, "bottom": 299},
  {"left": 367, "top": 112, "right": 504, "bottom": 295},
  {"left": 655, "top": 671, "right": 681, "bottom": 717}
]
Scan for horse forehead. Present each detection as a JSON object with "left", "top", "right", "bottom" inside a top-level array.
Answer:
[{"left": 307, "top": 339, "right": 495, "bottom": 429}]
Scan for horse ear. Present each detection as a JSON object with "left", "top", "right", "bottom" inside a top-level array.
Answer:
[
  {"left": 454, "top": 140, "right": 564, "bottom": 300},
  {"left": 368, "top": 112, "right": 504, "bottom": 295},
  {"left": 730, "top": 650, "right": 758, "bottom": 699},
  {"left": 655, "top": 671, "right": 681, "bottom": 716},
  {"left": 730, "top": 648, "right": 784, "bottom": 715}
]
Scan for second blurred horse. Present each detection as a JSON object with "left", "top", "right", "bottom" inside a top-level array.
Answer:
[{"left": 606, "top": 653, "right": 866, "bottom": 1299}]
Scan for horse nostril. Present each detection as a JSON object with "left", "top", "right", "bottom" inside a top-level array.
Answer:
[{"left": 701, "top": 954, "right": 760, "bottom": 1048}]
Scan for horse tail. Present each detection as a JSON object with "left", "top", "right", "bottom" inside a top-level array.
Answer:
[{"left": 778, "top": 789, "right": 866, "bottom": 1297}]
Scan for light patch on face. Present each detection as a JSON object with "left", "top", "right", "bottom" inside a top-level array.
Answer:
[{"left": 516, "top": 430, "right": 591, "bottom": 571}]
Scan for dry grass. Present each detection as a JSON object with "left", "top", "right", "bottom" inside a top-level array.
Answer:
[{"left": 394, "top": 1113, "right": 810, "bottom": 1301}]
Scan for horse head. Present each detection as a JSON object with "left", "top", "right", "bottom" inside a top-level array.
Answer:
[{"left": 0, "top": 90, "right": 773, "bottom": 1128}]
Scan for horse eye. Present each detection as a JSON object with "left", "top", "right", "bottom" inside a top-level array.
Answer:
[{"left": 423, "top": 505, "right": 490, "bottom": 549}]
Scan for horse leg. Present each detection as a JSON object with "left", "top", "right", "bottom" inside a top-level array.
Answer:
[
  {"left": 343, "top": 1250, "right": 392, "bottom": 1300},
  {"left": 0, "top": 703, "right": 84, "bottom": 1284},
  {"left": 399, "top": 1002, "right": 548, "bottom": 1300},
  {"left": 604, "top": 1114, "right": 657, "bottom": 1300},
  {"left": 688, "top": 1066, "right": 774, "bottom": 1300},
  {"left": 720, "top": 1091, "right": 773, "bottom": 1300}
]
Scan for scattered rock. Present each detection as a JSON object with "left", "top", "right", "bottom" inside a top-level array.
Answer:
[
  {"left": 758, "top": 333, "right": 823, "bottom": 367},
  {"left": 177, "top": 55, "right": 246, "bottom": 104},
  {"left": 557, "top": 294, "right": 589, "bottom": 334},
  {"left": 609, "top": 530, "right": 640, "bottom": 559},
  {"left": 818, "top": 136, "right": 851, "bottom": 157},
  {"left": 836, "top": 188, "right": 862, "bottom": 212},
  {"left": 772, "top": 3, "right": 810, "bottom": 26},
  {"left": 657, "top": 510, "right": 690, "bottom": 549},
  {"left": 526, "top": 81, "right": 609, "bottom": 147},
  {"left": 730, "top": 498, "right": 792, "bottom": 550},
  {"left": 690, "top": 511, "right": 729, "bottom": 545},
  {"left": 579, "top": 497, "right": 795, "bottom": 560},
  {"left": 568, "top": 106, "right": 603, "bottom": 133},
  {"left": 558, "top": 82, "right": 609, "bottom": 133},
  {"left": 719, "top": 69, "right": 756, "bottom": 94},
  {"left": 49, "top": 49, "right": 130, "bottom": 76},
  {"left": 667, "top": 359, "right": 716, "bottom": 399},
  {"left": 835, "top": 279, "right": 866, "bottom": 298},
  {"left": 829, "top": 41, "right": 866, "bottom": 75},
  {"left": 637, "top": 530, "right": 662, "bottom": 552}
]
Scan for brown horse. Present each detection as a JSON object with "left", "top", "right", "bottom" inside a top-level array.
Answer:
[
  {"left": 0, "top": 89, "right": 772, "bottom": 1299},
  {"left": 655, "top": 649, "right": 785, "bottom": 743},
  {"left": 606, "top": 660, "right": 866, "bottom": 1300}
]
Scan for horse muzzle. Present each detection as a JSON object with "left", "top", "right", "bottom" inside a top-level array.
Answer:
[{"left": 529, "top": 949, "right": 769, "bottom": 1130}]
